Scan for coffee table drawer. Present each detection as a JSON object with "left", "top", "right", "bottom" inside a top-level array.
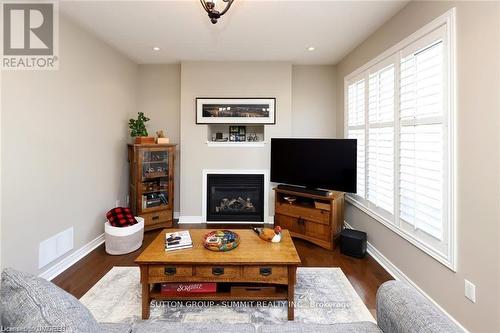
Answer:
[
  {"left": 243, "top": 266, "right": 288, "bottom": 283},
  {"left": 149, "top": 265, "right": 193, "bottom": 278},
  {"left": 196, "top": 266, "right": 240, "bottom": 279}
]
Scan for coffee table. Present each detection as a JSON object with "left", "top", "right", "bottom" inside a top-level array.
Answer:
[{"left": 135, "top": 229, "right": 301, "bottom": 320}]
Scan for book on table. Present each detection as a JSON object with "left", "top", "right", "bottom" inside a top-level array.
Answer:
[{"left": 165, "top": 230, "right": 193, "bottom": 251}]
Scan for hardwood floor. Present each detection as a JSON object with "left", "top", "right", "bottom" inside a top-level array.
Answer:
[{"left": 53, "top": 223, "right": 393, "bottom": 316}]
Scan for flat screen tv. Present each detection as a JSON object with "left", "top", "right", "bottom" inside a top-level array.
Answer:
[{"left": 270, "top": 138, "right": 357, "bottom": 193}]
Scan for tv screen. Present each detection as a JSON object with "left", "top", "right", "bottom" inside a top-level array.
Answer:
[{"left": 270, "top": 138, "right": 357, "bottom": 193}]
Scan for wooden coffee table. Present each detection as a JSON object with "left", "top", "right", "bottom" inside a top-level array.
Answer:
[{"left": 135, "top": 229, "right": 301, "bottom": 320}]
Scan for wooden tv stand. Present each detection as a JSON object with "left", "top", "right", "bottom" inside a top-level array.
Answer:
[{"left": 273, "top": 187, "right": 345, "bottom": 250}]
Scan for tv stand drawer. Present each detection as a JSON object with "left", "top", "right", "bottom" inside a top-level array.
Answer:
[{"left": 275, "top": 202, "right": 330, "bottom": 224}]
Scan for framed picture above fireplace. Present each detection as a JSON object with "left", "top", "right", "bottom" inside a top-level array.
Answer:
[{"left": 196, "top": 98, "right": 276, "bottom": 124}]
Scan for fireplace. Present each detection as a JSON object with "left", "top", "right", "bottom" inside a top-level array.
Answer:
[{"left": 206, "top": 174, "right": 264, "bottom": 222}]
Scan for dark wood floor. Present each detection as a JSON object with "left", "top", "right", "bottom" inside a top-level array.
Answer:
[{"left": 53, "top": 223, "right": 393, "bottom": 316}]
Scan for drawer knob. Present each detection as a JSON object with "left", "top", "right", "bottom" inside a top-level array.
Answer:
[
  {"left": 212, "top": 267, "right": 224, "bottom": 276},
  {"left": 164, "top": 267, "right": 176, "bottom": 275},
  {"left": 260, "top": 267, "right": 272, "bottom": 276}
]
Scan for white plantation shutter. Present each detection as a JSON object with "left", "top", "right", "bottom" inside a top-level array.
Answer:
[
  {"left": 368, "top": 65, "right": 395, "bottom": 214},
  {"left": 344, "top": 15, "right": 455, "bottom": 268},
  {"left": 347, "top": 78, "right": 366, "bottom": 198},
  {"left": 400, "top": 124, "right": 443, "bottom": 239},
  {"left": 399, "top": 36, "right": 446, "bottom": 241},
  {"left": 400, "top": 41, "right": 444, "bottom": 120},
  {"left": 348, "top": 80, "right": 365, "bottom": 127},
  {"left": 348, "top": 128, "right": 365, "bottom": 198},
  {"left": 368, "top": 127, "right": 394, "bottom": 213}
]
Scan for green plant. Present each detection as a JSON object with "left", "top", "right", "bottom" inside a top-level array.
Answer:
[{"left": 128, "top": 112, "right": 150, "bottom": 137}]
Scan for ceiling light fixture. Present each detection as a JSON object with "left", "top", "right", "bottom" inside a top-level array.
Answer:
[
  {"left": 152, "top": 46, "right": 161, "bottom": 51},
  {"left": 200, "top": 0, "right": 234, "bottom": 24},
  {"left": 308, "top": 47, "right": 316, "bottom": 51}
]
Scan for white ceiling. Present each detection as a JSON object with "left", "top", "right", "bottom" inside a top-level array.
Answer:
[{"left": 61, "top": 0, "right": 409, "bottom": 65}]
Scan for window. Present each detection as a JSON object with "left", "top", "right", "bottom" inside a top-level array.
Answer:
[{"left": 344, "top": 9, "right": 455, "bottom": 269}]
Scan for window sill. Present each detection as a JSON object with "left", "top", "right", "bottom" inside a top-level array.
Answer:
[{"left": 345, "top": 195, "right": 456, "bottom": 271}]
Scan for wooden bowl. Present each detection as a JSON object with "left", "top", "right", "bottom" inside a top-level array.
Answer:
[{"left": 203, "top": 230, "right": 240, "bottom": 252}]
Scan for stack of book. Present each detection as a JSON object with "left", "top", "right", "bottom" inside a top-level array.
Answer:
[{"left": 165, "top": 230, "right": 192, "bottom": 251}]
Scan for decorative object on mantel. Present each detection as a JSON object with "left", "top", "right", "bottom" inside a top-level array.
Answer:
[
  {"left": 129, "top": 112, "right": 154, "bottom": 144},
  {"left": 229, "top": 126, "right": 246, "bottom": 142},
  {"left": 156, "top": 130, "right": 170, "bottom": 144},
  {"left": 199, "top": 0, "right": 235, "bottom": 24},
  {"left": 196, "top": 98, "right": 276, "bottom": 124},
  {"left": 253, "top": 226, "right": 282, "bottom": 243},
  {"left": 247, "top": 133, "right": 260, "bottom": 142},
  {"left": 203, "top": 230, "right": 240, "bottom": 252}
]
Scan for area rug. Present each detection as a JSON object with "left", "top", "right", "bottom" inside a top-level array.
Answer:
[{"left": 80, "top": 267, "right": 374, "bottom": 325}]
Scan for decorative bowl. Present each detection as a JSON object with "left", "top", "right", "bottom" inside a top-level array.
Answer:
[{"left": 203, "top": 230, "right": 240, "bottom": 252}]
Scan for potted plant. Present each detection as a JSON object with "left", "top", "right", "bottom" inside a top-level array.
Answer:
[{"left": 129, "top": 112, "right": 154, "bottom": 144}]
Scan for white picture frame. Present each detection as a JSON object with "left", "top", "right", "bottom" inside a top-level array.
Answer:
[{"left": 196, "top": 98, "right": 276, "bottom": 124}]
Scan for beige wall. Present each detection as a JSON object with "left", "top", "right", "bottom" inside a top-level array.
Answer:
[
  {"left": 292, "top": 65, "right": 336, "bottom": 138},
  {"left": 336, "top": 2, "right": 500, "bottom": 332},
  {"left": 1, "top": 15, "right": 138, "bottom": 274},
  {"left": 137, "top": 64, "right": 181, "bottom": 214},
  {"left": 179, "top": 62, "right": 293, "bottom": 219}
]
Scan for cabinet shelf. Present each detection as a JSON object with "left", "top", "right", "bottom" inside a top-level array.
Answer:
[
  {"left": 206, "top": 141, "right": 266, "bottom": 148},
  {"left": 141, "top": 189, "right": 168, "bottom": 195},
  {"left": 150, "top": 284, "right": 288, "bottom": 301},
  {"left": 143, "top": 160, "right": 168, "bottom": 164}
]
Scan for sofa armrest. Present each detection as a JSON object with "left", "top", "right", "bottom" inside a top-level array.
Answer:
[{"left": 376, "top": 280, "right": 464, "bottom": 333}]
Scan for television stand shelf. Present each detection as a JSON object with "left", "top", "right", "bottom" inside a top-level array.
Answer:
[{"left": 273, "top": 187, "right": 345, "bottom": 250}]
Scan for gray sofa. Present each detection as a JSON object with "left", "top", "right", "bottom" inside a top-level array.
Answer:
[{"left": 0, "top": 268, "right": 463, "bottom": 333}]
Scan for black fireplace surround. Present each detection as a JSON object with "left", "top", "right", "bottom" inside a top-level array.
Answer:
[{"left": 206, "top": 174, "right": 264, "bottom": 222}]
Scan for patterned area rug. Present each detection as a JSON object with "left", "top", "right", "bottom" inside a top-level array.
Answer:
[{"left": 80, "top": 267, "right": 374, "bottom": 325}]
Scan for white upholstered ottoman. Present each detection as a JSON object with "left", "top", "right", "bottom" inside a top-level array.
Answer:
[{"left": 104, "top": 217, "right": 144, "bottom": 255}]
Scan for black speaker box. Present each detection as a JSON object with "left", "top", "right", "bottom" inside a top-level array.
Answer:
[{"left": 340, "top": 228, "right": 367, "bottom": 258}]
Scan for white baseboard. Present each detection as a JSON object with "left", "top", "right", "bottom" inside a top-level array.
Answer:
[
  {"left": 178, "top": 216, "right": 204, "bottom": 224},
  {"left": 344, "top": 222, "right": 469, "bottom": 333},
  {"left": 38, "top": 233, "right": 105, "bottom": 281}
]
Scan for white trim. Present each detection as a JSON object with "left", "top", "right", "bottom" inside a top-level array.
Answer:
[
  {"left": 38, "top": 233, "right": 105, "bottom": 281},
  {"left": 345, "top": 9, "right": 455, "bottom": 82},
  {"left": 346, "top": 196, "right": 454, "bottom": 270},
  {"left": 344, "top": 8, "right": 457, "bottom": 270},
  {"left": 206, "top": 141, "right": 266, "bottom": 148},
  {"left": 202, "top": 169, "right": 269, "bottom": 224},
  {"left": 343, "top": 221, "right": 468, "bottom": 333},
  {"left": 178, "top": 216, "right": 204, "bottom": 224},
  {"left": 174, "top": 211, "right": 180, "bottom": 219}
]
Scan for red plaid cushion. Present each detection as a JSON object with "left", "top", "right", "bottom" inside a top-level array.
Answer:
[{"left": 106, "top": 207, "right": 137, "bottom": 227}]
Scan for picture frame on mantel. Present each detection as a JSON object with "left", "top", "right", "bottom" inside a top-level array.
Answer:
[{"left": 196, "top": 97, "right": 276, "bottom": 124}]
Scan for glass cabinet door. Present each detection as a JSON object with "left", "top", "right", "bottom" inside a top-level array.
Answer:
[{"left": 139, "top": 148, "right": 169, "bottom": 211}]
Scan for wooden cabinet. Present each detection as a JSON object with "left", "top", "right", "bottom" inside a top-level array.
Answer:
[
  {"left": 128, "top": 143, "right": 176, "bottom": 231},
  {"left": 273, "top": 187, "right": 344, "bottom": 250}
]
